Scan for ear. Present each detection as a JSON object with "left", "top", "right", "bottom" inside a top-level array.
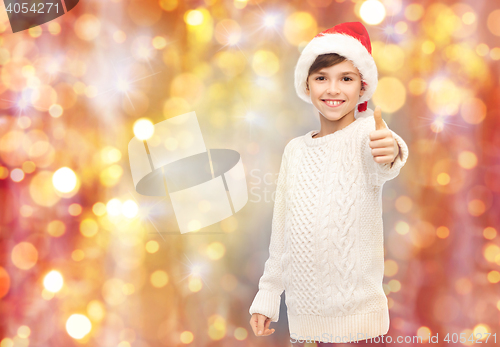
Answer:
[
  {"left": 305, "top": 84, "right": 310, "bottom": 96},
  {"left": 359, "top": 86, "right": 365, "bottom": 98}
]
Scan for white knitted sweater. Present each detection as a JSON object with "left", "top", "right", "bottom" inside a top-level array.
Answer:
[{"left": 249, "top": 108, "right": 409, "bottom": 343}]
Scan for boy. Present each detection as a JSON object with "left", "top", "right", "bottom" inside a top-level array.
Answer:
[{"left": 248, "top": 22, "right": 409, "bottom": 344}]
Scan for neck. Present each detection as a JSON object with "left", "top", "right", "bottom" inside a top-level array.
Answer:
[{"left": 313, "top": 108, "right": 356, "bottom": 138}]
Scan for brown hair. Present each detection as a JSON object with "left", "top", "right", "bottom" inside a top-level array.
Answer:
[{"left": 306, "top": 53, "right": 365, "bottom": 92}]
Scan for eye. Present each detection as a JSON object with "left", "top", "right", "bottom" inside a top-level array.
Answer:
[
  {"left": 342, "top": 77, "right": 353, "bottom": 81},
  {"left": 315, "top": 76, "right": 325, "bottom": 81}
]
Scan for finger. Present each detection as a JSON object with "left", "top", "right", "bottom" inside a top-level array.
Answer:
[
  {"left": 249, "top": 315, "right": 258, "bottom": 336},
  {"left": 256, "top": 315, "right": 267, "bottom": 335},
  {"left": 373, "top": 105, "right": 387, "bottom": 130},
  {"left": 371, "top": 147, "right": 393, "bottom": 157},
  {"left": 373, "top": 155, "right": 393, "bottom": 164},
  {"left": 369, "top": 128, "right": 392, "bottom": 141},
  {"left": 369, "top": 137, "right": 394, "bottom": 149},
  {"left": 262, "top": 318, "right": 275, "bottom": 336}
]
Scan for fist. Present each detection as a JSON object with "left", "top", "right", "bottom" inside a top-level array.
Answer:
[
  {"left": 249, "top": 313, "right": 275, "bottom": 337},
  {"left": 369, "top": 106, "right": 400, "bottom": 164}
]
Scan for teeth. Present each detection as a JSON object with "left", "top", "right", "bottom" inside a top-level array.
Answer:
[{"left": 325, "top": 100, "right": 343, "bottom": 106}]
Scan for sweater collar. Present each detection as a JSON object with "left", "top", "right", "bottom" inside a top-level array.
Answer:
[{"left": 304, "top": 116, "right": 363, "bottom": 147}]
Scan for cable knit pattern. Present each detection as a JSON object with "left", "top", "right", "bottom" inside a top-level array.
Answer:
[{"left": 249, "top": 108, "right": 409, "bottom": 342}]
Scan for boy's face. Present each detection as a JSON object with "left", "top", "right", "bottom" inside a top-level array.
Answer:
[{"left": 305, "top": 59, "right": 364, "bottom": 122}]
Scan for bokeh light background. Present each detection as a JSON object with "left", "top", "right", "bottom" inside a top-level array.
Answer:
[{"left": 1, "top": 0, "right": 500, "bottom": 346}]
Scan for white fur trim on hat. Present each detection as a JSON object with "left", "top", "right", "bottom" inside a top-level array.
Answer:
[{"left": 294, "top": 33, "right": 378, "bottom": 106}]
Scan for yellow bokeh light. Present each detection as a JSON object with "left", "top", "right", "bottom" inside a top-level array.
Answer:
[
  {"left": 80, "top": 218, "right": 99, "bottom": 237},
  {"left": 47, "top": 220, "right": 66, "bottom": 237},
  {"left": 100, "top": 164, "right": 123, "bottom": 187},
  {"left": 113, "top": 30, "right": 126, "bottom": 43},
  {"left": 214, "top": 19, "right": 241, "bottom": 46},
  {"left": 483, "top": 227, "right": 497, "bottom": 240},
  {"left": 374, "top": 43, "right": 405, "bottom": 73},
  {"left": 384, "top": 259, "right": 398, "bottom": 277},
  {"left": 462, "top": 11, "right": 475, "bottom": 25},
  {"left": 49, "top": 104, "right": 63, "bottom": 118},
  {"left": 11, "top": 242, "right": 38, "bottom": 270},
  {"left": 52, "top": 167, "right": 77, "bottom": 193},
  {"left": 475, "top": 43, "right": 489, "bottom": 57},
  {"left": 106, "top": 199, "right": 122, "bottom": 216},
  {"left": 145, "top": 240, "right": 159, "bottom": 253},
  {"left": 284, "top": 12, "right": 317, "bottom": 46},
  {"left": 72, "top": 249, "right": 85, "bottom": 261},
  {"left": 17, "top": 325, "right": 30, "bottom": 338},
  {"left": 234, "top": 327, "right": 248, "bottom": 340},
  {"left": 66, "top": 314, "right": 92, "bottom": 339},
  {"left": 252, "top": 50, "right": 279, "bottom": 77},
  {"left": 490, "top": 47, "right": 500, "bottom": 60},
  {"left": 150, "top": 270, "right": 169, "bottom": 288},
  {"left": 417, "top": 326, "right": 431, "bottom": 342},
  {"left": 188, "top": 220, "right": 201, "bottom": 232},
  {"left": 188, "top": 276, "right": 203, "bottom": 292},
  {"left": 372, "top": 77, "right": 406, "bottom": 113},
  {"left": 458, "top": 151, "right": 477, "bottom": 169},
  {"left": 436, "top": 226, "right": 450, "bottom": 239},
  {"left": 387, "top": 279, "right": 401, "bottom": 292},
  {"left": 185, "top": 10, "right": 204, "bottom": 26},
  {"left": 101, "top": 146, "right": 122, "bottom": 164},
  {"left": 487, "top": 270, "right": 500, "bottom": 283},
  {"left": 206, "top": 242, "right": 225, "bottom": 260},
  {"left": 208, "top": 315, "right": 226, "bottom": 340},
  {"left": 74, "top": 14, "right": 101, "bottom": 41},
  {"left": 460, "top": 98, "right": 486, "bottom": 124},
  {"left": 437, "top": 172, "right": 450, "bottom": 185},
  {"left": 408, "top": 78, "right": 426, "bottom": 96},
  {"left": 468, "top": 199, "right": 485, "bottom": 216},
  {"left": 87, "top": 300, "right": 106, "bottom": 322},
  {"left": 359, "top": 0, "right": 386, "bottom": 25},
  {"left": 121, "top": 200, "right": 138, "bottom": 218},
  {"left": 484, "top": 244, "right": 500, "bottom": 263},
  {"left": 93, "top": 202, "right": 107, "bottom": 216},
  {"left": 422, "top": 40, "right": 435, "bottom": 54},
  {"left": 473, "top": 324, "right": 490, "bottom": 340},
  {"left": 487, "top": 10, "right": 500, "bottom": 36},
  {"left": 134, "top": 118, "right": 154, "bottom": 140},
  {"left": 405, "top": 3, "right": 424, "bottom": 21},
  {"left": 152, "top": 36, "right": 167, "bottom": 49},
  {"left": 68, "top": 203, "right": 82, "bottom": 216},
  {"left": 234, "top": 0, "right": 247, "bottom": 10},
  {"left": 10, "top": 168, "right": 24, "bottom": 182},
  {"left": 395, "top": 221, "right": 409, "bottom": 235},
  {"left": 159, "top": 0, "right": 178, "bottom": 12},
  {"left": 180, "top": 331, "right": 194, "bottom": 344},
  {"left": 426, "top": 78, "right": 461, "bottom": 116},
  {"left": 43, "top": 270, "right": 64, "bottom": 293},
  {"left": 394, "top": 21, "right": 407, "bottom": 34}
]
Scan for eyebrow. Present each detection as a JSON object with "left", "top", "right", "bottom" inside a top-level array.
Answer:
[{"left": 314, "top": 71, "right": 359, "bottom": 77}]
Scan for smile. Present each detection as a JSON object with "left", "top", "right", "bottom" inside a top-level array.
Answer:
[{"left": 322, "top": 100, "right": 345, "bottom": 108}]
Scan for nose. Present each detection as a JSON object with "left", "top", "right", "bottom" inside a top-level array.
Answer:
[{"left": 326, "top": 81, "right": 340, "bottom": 95}]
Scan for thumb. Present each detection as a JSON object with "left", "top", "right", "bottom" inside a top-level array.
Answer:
[{"left": 374, "top": 105, "right": 387, "bottom": 130}]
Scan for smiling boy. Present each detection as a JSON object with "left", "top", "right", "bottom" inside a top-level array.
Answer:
[{"left": 249, "top": 22, "right": 409, "bottom": 344}]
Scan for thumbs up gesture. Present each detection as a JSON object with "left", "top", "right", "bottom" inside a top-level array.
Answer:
[{"left": 369, "top": 106, "right": 400, "bottom": 165}]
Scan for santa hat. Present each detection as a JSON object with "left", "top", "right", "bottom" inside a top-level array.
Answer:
[{"left": 294, "top": 21, "right": 377, "bottom": 114}]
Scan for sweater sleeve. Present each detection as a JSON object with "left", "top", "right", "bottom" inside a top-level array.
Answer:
[
  {"left": 248, "top": 141, "right": 290, "bottom": 322},
  {"left": 361, "top": 116, "right": 409, "bottom": 187}
]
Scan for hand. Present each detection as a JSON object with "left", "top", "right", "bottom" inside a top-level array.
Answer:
[
  {"left": 249, "top": 313, "right": 275, "bottom": 337},
  {"left": 369, "top": 105, "right": 400, "bottom": 164}
]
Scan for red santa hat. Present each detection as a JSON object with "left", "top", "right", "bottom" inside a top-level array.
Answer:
[{"left": 294, "top": 21, "right": 377, "bottom": 114}]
